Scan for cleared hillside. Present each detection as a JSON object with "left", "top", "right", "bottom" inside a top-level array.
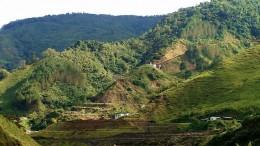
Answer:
[{"left": 98, "top": 64, "right": 175, "bottom": 114}]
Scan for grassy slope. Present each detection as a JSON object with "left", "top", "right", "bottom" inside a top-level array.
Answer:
[
  {"left": 0, "top": 115, "right": 39, "bottom": 146},
  {"left": 154, "top": 45, "right": 260, "bottom": 121},
  {"left": 0, "top": 66, "right": 34, "bottom": 115}
]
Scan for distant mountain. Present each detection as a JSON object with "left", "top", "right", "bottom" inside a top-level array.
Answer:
[{"left": 0, "top": 13, "right": 164, "bottom": 70}]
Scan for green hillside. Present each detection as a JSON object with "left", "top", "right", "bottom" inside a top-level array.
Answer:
[
  {"left": 0, "top": 115, "right": 39, "bottom": 146},
  {"left": 139, "top": 0, "right": 259, "bottom": 65},
  {"left": 153, "top": 45, "right": 260, "bottom": 121},
  {"left": 0, "top": 39, "right": 141, "bottom": 116},
  {"left": 0, "top": 13, "right": 163, "bottom": 70},
  {"left": 13, "top": 46, "right": 116, "bottom": 112},
  {"left": 0, "top": 0, "right": 259, "bottom": 134},
  {"left": 0, "top": 66, "right": 34, "bottom": 115},
  {"left": 1, "top": 0, "right": 259, "bottom": 71}
]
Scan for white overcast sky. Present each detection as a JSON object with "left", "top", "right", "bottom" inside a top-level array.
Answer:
[{"left": 0, "top": 0, "right": 209, "bottom": 28}]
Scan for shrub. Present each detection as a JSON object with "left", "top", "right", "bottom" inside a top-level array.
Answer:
[
  {"left": 0, "top": 69, "right": 8, "bottom": 80},
  {"left": 184, "top": 70, "right": 192, "bottom": 79},
  {"left": 132, "top": 80, "right": 148, "bottom": 89},
  {"left": 187, "top": 120, "right": 209, "bottom": 131},
  {"left": 147, "top": 72, "right": 161, "bottom": 81}
]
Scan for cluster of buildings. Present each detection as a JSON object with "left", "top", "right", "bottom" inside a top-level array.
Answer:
[{"left": 150, "top": 62, "right": 162, "bottom": 69}]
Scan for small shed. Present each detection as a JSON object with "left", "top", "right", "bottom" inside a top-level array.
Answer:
[
  {"left": 210, "top": 116, "right": 221, "bottom": 121},
  {"left": 112, "top": 112, "right": 130, "bottom": 119}
]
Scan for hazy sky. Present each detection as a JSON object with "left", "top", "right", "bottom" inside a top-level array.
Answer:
[{"left": 0, "top": 0, "right": 209, "bottom": 27}]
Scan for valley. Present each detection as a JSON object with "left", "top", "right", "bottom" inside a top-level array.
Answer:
[{"left": 0, "top": 0, "right": 259, "bottom": 145}]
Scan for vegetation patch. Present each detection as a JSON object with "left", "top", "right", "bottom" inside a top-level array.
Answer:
[{"left": 0, "top": 115, "right": 39, "bottom": 146}]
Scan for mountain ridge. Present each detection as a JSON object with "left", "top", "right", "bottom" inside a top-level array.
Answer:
[{"left": 0, "top": 13, "right": 164, "bottom": 70}]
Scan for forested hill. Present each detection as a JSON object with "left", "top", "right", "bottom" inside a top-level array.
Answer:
[
  {"left": 0, "top": 0, "right": 259, "bottom": 127},
  {"left": 0, "top": 13, "right": 163, "bottom": 70},
  {"left": 138, "top": 0, "right": 259, "bottom": 63}
]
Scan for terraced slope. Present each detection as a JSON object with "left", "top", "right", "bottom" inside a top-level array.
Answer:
[{"left": 31, "top": 120, "right": 210, "bottom": 146}]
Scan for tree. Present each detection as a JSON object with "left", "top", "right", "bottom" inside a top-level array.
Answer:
[
  {"left": 31, "top": 52, "right": 40, "bottom": 63},
  {"left": 196, "top": 57, "right": 204, "bottom": 70},
  {"left": 211, "top": 55, "right": 223, "bottom": 67},
  {"left": 42, "top": 48, "right": 59, "bottom": 58},
  {"left": 179, "top": 62, "right": 187, "bottom": 71},
  {"left": 184, "top": 70, "right": 192, "bottom": 79},
  {"left": 19, "top": 60, "right": 26, "bottom": 69},
  {"left": 0, "top": 69, "right": 8, "bottom": 80}
]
